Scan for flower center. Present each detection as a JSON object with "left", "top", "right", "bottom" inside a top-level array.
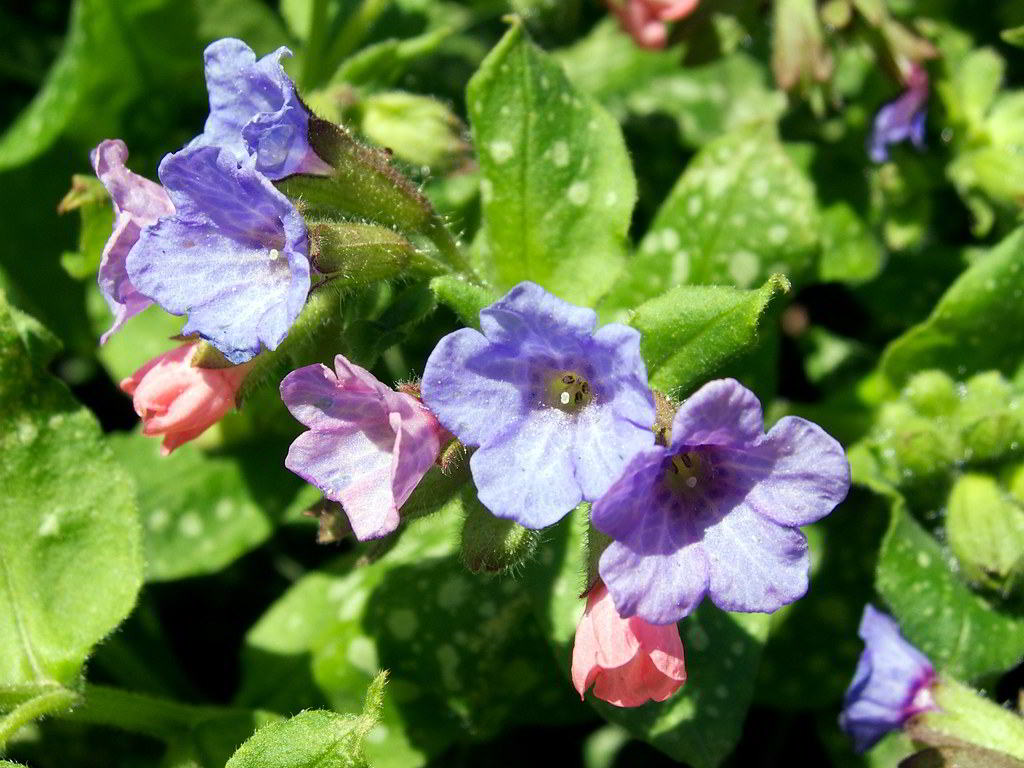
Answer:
[
  {"left": 663, "top": 450, "right": 707, "bottom": 496},
  {"left": 546, "top": 371, "right": 593, "bottom": 412}
]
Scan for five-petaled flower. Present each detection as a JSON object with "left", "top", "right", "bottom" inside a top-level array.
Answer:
[
  {"left": 126, "top": 146, "right": 310, "bottom": 364},
  {"left": 421, "top": 282, "right": 656, "bottom": 530},
  {"left": 840, "top": 605, "right": 938, "bottom": 753},
  {"left": 120, "top": 342, "right": 249, "bottom": 455},
  {"left": 592, "top": 378, "right": 850, "bottom": 625},
  {"left": 869, "top": 64, "right": 929, "bottom": 163},
  {"left": 280, "top": 355, "right": 444, "bottom": 541},
  {"left": 91, "top": 139, "right": 174, "bottom": 343},
  {"left": 572, "top": 581, "right": 686, "bottom": 707}
]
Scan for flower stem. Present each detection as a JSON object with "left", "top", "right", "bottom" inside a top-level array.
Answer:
[{"left": 0, "top": 687, "right": 77, "bottom": 747}]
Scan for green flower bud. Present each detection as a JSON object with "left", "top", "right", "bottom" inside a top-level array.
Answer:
[
  {"left": 904, "top": 370, "right": 958, "bottom": 418},
  {"left": 359, "top": 92, "right": 469, "bottom": 171},
  {"left": 460, "top": 485, "right": 539, "bottom": 574},
  {"left": 877, "top": 402, "right": 960, "bottom": 484},
  {"left": 945, "top": 473, "right": 1024, "bottom": 593},
  {"left": 308, "top": 219, "right": 423, "bottom": 280},
  {"left": 955, "top": 372, "right": 1024, "bottom": 463}
]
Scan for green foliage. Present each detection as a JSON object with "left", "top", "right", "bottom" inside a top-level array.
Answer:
[
  {"left": 882, "top": 228, "right": 1024, "bottom": 385},
  {"left": 467, "top": 21, "right": 636, "bottom": 307},
  {"left": 876, "top": 505, "right": 1024, "bottom": 680},
  {"left": 226, "top": 672, "right": 388, "bottom": 768},
  {"left": 629, "top": 275, "right": 789, "bottom": 396},
  {"left": 0, "top": 294, "right": 142, "bottom": 690},
  {"left": 603, "top": 126, "right": 818, "bottom": 312}
]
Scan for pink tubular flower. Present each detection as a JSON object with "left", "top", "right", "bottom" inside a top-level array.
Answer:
[
  {"left": 607, "top": 0, "right": 700, "bottom": 49},
  {"left": 120, "top": 343, "right": 248, "bottom": 455},
  {"left": 571, "top": 581, "right": 687, "bottom": 707},
  {"left": 91, "top": 139, "right": 174, "bottom": 343},
  {"left": 279, "top": 355, "right": 444, "bottom": 541}
]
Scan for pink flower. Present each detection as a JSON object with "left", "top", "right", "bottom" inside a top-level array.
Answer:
[
  {"left": 120, "top": 343, "right": 248, "bottom": 455},
  {"left": 91, "top": 139, "right": 174, "bottom": 343},
  {"left": 280, "top": 355, "right": 444, "bottom": 541},
  {"left": 607, "top": 0, "right": 700, "bottom": 49},
  {"left": 571, "top": 581, "right": 687, "bottom": 707}
]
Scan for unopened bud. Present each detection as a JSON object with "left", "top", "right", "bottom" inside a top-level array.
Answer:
[
  {"left": 956, "top": 372, "right": 1024, "bottom": 463},
  {"left": 359, "top": 92, "right": 469, "bottom": 171},
  {"left": 945, "top": 473, "right": 1024, "bottom": 593},
  {"left": 904, "top": 370, "right": 958, "bottom": 418},
  {"left": 772, "top": 0, "right": 833, "bottom": 91},
  {"left": 460, "top": 486, "right": 539, "bottom": 574},
  {"left": 308, "top": 219, "right": 421, "bottom": 280}
]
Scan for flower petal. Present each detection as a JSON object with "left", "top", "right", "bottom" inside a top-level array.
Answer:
[
  {"left": 127, "top": 146, "right": 309, "bottom": 363},
  {"left": 671, "top": 378, "right": 765, "bottom": 449},
  {"left": 470, "top": 411, "right": 581, "bottom": 528},
  {"left": 599, "top": 541, "right": 709, "bottom": 625},
  {"left": 279, "top": 363, "right": 383, "bottom": 430},
  {"left": 702, "top": 501, "right": 810, "bottom": 612},
  {"left": 478, "top": 281, "right": 597, "bottom": 350},
  {"left": 730, "top": 416, "right": 850, "bottom": 527},
  {"left": 421, "top": 327, "right": 530, "bottom": 447}
]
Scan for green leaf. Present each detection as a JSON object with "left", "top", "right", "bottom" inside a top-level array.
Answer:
[
  {"left": 226, "top": 672, "right": 388, "bottom": 768},
  {"left": 523, "top": 510, "right": 770, "bottom": 768},
  {"left": 876, "top": 504, "right": 1024, "bottom": 680},
  {"left": 629, "top": 275, "right": 790, "bottom": 396},
  {"left": 902, "top": 746, "right": 1024, "bottom": 768},
  {"left": 555, "top": 17, "right": 680, "bottom": 118},
  {"left": 429, "top": 275, "right": 498, "bottom": 330},
  {"left": 602, "top": 126, "right": 818, "bottom": 312},
  {"left": 0, "top": 295, "right": 142, "bottom": 688},
  {"left": 239, "top": 513, "right": 581, "bottom": 767},
  {"left": 881, "top": 228, "right": 1024, "bottom": 386},
  {"left": 627, "top": 53, "right": 787, "bottom": 149},
  {"left": 107, "top": 431, "right": 307, "bottom": 582},
  {"left": 818, "top": 202, "right": 885, "bottom": 285},
  {"left": 467, "top": 21, "right": 636, "bottom": 306},
  {"left": 1002, "top": 25, "right": 1024, "bottom": 48}
]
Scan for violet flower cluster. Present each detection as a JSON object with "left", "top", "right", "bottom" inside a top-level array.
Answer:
[
  {"left": 93, "top": 39, "right": 329, "bottom": 363},
  {"left": 869, "top": 64, "right": 930, "bottom": 164}
]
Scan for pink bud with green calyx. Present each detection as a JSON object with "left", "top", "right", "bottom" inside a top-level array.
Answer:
[{"left": 120, "top": 342, "right": 250, "bottom": 455}]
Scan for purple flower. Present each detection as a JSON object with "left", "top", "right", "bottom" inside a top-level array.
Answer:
[
  {"left": 281, "top": 354, "right": 444, "bottom": 541},
  {"left": 869, "top": 65, "right": 929, "bottom": 163},
  {"left": 421, "top": 282, "right": 656, "bottom": 529},
  {"left": 91, "top": 139, "right": 174, "bottom": 343},
  {"left": 190, "top": 38, "right": 329, "bottom": 180},
  {"left": 592, "top": 378, "right": 850, "bottom": 625},
  {"left": 840, "top": 605, "right": 938, "bottom": 752},
  {"left": 126, "top": 145, "right": 309, "bottom": 363}
]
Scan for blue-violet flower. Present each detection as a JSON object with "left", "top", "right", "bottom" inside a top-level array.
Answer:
[
  {"left": 840, "top": 604, "right": 938, "bottom": 753},
  {"left": 190, "top": 38, "right": 330, "bottom": 179},
  {"left": 869, "top": 64, "right": 929, "bottom": 164},
  {"left": 421, "top": 282, "right": 656, "bottom": 529},
  {"left": 592, "top": 378, "right": 850, "bottom": 624},
  {"left": 126, "top": 146, "right": 310, "bottom": 363},
  {"left": 91, "top": 139, "right": 174, "bottom": 343}
]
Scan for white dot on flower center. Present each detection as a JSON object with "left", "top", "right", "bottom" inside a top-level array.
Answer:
[
  {"left": 269, "top": 248, "right": 280, "bottom": 261},
  {"left": 560, "top": 392, "right": 571, "bottom": 405},
  {"left": 686, "top": 477, "right": 697, "bottom": 488}
]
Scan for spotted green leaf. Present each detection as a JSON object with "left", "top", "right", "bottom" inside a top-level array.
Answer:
[
  {"left": 628, "top": 275, "right": 789, "bottom": 397},
  {"left": 107, "top": 431, "right": 308, "bottom": 582},
  {"left": 0, "top": 295, "right": 142, "bottom": 689},
  {"left": 524, "top": 509, "right": 770, "bottom": 768},
  {"left": 603, "top": 126, "right": 819, "bottom": 312},
  {"left": 626, "top": 53, "right": 787, "bottom": 149},
  {"left": 876, "top": 503, "right": 1024, "bottom": 680},
  {"left": 467, "top": 21, "right": 636, "bottom": 307},
  {"left": 881, "top": 227, "right": 1024, "bottom": 386},
  {"left": 239, "top": 513, "right": 581, "bottom": 768}
]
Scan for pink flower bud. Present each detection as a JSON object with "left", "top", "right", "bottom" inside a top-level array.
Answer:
[
  {"left": 120, "top": 343, "right": 249, "bottom": 455},
  {"left": 571, "top": 581, "right": 686, "bottom": 707},
  {"left": 607, "top": 0, "right": 700, "bottom": 49}
]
